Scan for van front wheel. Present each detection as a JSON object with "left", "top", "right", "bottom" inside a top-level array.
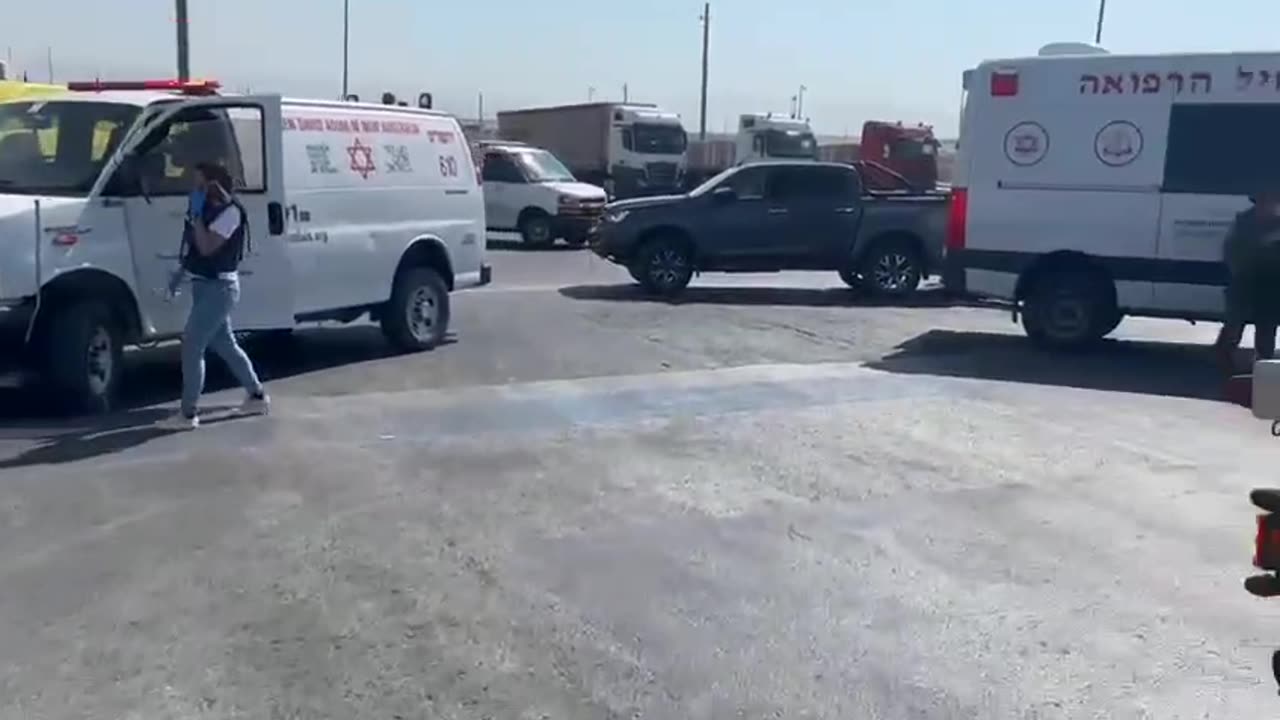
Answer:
[
  {"left": 381, "top": 267, "right": 451, "bottom": 351},
  {"left": 43, "top": 301, "right": 124, "bottom": 414},
  {"left": 1021, "top": 270, "right": 1116, "bottom": 350}
]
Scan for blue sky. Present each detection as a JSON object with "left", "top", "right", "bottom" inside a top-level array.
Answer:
[{"left": 3, "top": 1, "right": 1276, "bottom": 137}]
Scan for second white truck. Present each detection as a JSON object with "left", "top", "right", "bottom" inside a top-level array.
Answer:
[{"left": 496, "top": 102, "right": 688, "bottom": 199}]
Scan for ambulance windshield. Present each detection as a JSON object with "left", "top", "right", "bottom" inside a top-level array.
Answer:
[{"left": 0, "top": 100, "right": 139, "bottom": 196}]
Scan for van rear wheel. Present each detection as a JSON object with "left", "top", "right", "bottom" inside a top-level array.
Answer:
[
  {"left": 381, "top": 267, "right": 450, "bottom": 351},
  {"left": 1021, "top": 269, "right": 1117, "bottom": 350}
]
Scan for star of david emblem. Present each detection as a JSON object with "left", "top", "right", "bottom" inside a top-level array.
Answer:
[{"left": 347, "top": 138, "right": 377, "bottom": 179}]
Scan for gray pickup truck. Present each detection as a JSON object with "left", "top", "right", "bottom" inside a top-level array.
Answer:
[{"left": 590, "top": 160, "right": 948, "bottom": 298}]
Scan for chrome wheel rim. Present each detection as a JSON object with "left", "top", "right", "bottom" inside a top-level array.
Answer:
[
  {"left": 86, "top": 326, "right": 113, "bottom": 397},
  {"left": 648, "top": 247, "right": 688, "bottom": 288},
  {"left": 407, "top": 286, "right": 439, "bottom": 342},
  {"left": 873, "top": 252, "right": 915, "bottom": 291}
]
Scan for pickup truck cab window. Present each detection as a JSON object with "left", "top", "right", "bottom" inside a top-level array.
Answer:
[
  {"left": 723, "top": 166, "right": 767, "bottom": 200},
  {"left": 768, "top": 166, "right": 858, "bottom": 202}
]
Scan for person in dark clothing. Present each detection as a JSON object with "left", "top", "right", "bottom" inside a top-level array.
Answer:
[
  {"left": 1215, "top": 188, "right": 1280, "bottom": 374},
  {"left": 159, "top": 162, "right": 270, "bottom": 430}
]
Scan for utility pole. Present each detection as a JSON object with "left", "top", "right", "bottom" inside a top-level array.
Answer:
[
  {"left": 623, "top": 83, "right": 629, "bottom": 103},
  {"left": 588, "top": 86, "right": 596, "bottom": 102},
  {"left": 797, "top": 85, "right": 807, "bottom": 119},
  {"left": 477, "top": 91, "right": 484, "bottom": 123},
  {"left": 46, "top": 47, "right": 54, "bottom": 83},
  {"left": 175, "top": 0, "right": 190, "bottom": 81},
  {"left": 698, "top": 2, "right": 711, "bottom": 140},
  {"left": 342, "top": 0, "right": 350, "bottom": 98},
  {"left": 1094, "top": 0, "right": 1106, "bottom": 45}
]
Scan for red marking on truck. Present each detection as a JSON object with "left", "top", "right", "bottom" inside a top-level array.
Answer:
[{"left": 285, "top": 116, "right": 422, "bottom": 135}]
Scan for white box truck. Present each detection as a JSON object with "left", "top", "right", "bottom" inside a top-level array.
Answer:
[
  {"left": 497, "top": 102, "right": 688, "bottom": 199},
  {"left": 684, "top": 114, "right": 818, "bottom": 188},
  {"left": 0, "top": 79, "right": 490, "bottom": 411},
  {"left": 946, "top": 43, "right": 1280, "bottom": 348}
]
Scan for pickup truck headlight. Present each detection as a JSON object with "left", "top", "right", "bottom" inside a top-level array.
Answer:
[
  {"left": 558, "top": 195, "right": 581, "bottom": 207},
  {"left": 604, "top": 210, "right": 630, "bottom": 224}
]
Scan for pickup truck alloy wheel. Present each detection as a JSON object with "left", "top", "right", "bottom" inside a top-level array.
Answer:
[
  {"left": 869, "top": 249, "right": 920, "bottom": 296},
  {"left": 637, "top": 239, "right": 693, "bottom": 296}
]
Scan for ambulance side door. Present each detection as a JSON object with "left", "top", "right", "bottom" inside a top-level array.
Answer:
[
  {"left": 111, "top": 96, "right": 293, "bottom": 332},
  {"left": 1153, "top": 100, "right": 1280, "bottom": 317}
]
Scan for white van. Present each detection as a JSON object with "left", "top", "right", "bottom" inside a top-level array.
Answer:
[
  {"left": 473, "top": 140, "right": 607, "bottom": 247},
  {"left": 0, "top": 79, "right": 490, "bottom": 411},
  {"left": 946, "top": 44, "right": 1280, "bottom": 348}
]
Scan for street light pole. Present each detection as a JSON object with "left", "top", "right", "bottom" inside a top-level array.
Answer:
[
  {"left": 342, "top": 0, "right": 350, "bottom": 98},
  {"left": 1094, "top": 0, "right": 1106, "bottom": 45},
  {"left": 797, "top": 85, "right": 807, "bottom": 119},
  {"left": 175, "top": 0, "right": 189, "bottom": 81},
  {"left": 698, "top": 3, "right": 711, "bottom": 140}
]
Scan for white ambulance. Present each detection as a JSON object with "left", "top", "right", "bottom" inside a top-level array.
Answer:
[
  {"left": 946, "top": 43, "right": 1280, "bottom": 348},
  {"left": 0, "top": 79, "right": 490, "bottom": 411}
]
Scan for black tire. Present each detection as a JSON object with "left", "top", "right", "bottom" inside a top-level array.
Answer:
[
  {"left": 1020, "top": 269, "right": 1117, "bottom": 350},
  {"left": 860, "top": 238, "right": 923, "bottom": 299},
  {"left": 1099, "top": 308, "right": 1124, "bottom": 338},
  {"left": 42, "top": 301, "right": 123, "bottom": 414},
  {"left": 380, "top": 266, "right": 451, "bottom": 351},
  {"left": 837, "top": 267, "right": 864, "bottom": 290},
  {"left": 631, "top": 236, "right": 694, "bottom": 297},
  {"left": 518, "top": 212, "right": 554, "bottom": 248}
]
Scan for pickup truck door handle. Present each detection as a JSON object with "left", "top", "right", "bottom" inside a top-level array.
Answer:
[
  {"left": 834, "top": 207, "right": 858, "bottom": 214},
  {"left": 767, "top": 208, "right": 788, "bottom": 215}
]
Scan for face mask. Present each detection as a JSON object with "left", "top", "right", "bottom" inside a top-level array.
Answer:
[{"left": 188, "top": 188, "right": 206, "bottom": 217}]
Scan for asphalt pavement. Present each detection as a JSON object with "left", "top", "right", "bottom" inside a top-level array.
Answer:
[{"left": 1, "top": 243, "right": 1277, "bottom": 719}]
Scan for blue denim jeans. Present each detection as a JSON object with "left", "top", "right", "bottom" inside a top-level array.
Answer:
[{"left": 181, "top": 276, "right": 264, "bottom": 417}]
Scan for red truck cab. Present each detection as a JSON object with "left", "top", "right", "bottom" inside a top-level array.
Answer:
[{"left": 860, "top": 121, "right": 941, "bottom": 191}]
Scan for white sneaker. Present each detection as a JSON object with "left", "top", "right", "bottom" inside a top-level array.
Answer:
[
  {"left": 240, "top": 392, "right": 271, "bottom": 416},
  {"left": 158, "top": 411, "right": 200, "bottom": 431}
]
